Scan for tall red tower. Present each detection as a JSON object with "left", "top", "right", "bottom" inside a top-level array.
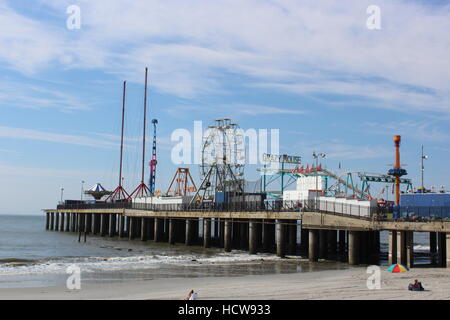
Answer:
[{"left": 388, "top": 135, "right": 407, "bottom": 218}]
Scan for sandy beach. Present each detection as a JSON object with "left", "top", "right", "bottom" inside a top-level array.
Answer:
[{"left": 1, "top": 267, "right": 449, "bottom": 300}]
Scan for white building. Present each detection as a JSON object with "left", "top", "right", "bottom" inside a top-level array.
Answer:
[
  {"left": 283, "top": 175, "right": 377, "bottom": 217},
  {"left": 283, "top": 175, "right": 325, "bottom": 201},
  {"left": 133, "top": 195, "right": 193, "bottom": 210}
]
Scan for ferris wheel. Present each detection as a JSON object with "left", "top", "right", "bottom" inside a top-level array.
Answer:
[{"left": 191, "top": 119, "right": 245, "bottom": 204}]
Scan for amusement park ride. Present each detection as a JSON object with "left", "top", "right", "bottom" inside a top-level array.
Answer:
[
  {"left": 129, "top": 67, "right": 152, "bottom": 199},
  {"left": 107, "top": 80, "right": 130, "bottom": 202},
  {"left": 188, "top": 119, "right": 245, "bottom": 206},
  {"left": 257, "top": 144, "right": 412, "bottom": 202},
  {"left": 87, "top": 68, "right": 414, "bottom": 207}
]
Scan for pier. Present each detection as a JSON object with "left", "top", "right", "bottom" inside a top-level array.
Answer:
[{"left": 43, "top": 201, "right": 450, "bottom": 268}]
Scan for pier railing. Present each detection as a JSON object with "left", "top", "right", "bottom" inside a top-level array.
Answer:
[
  {"left": 55, "top": 200, "right": 450, "bottom": 222},
  {"left": 56, "top": 200, "right": 376, "bottom": 220}
]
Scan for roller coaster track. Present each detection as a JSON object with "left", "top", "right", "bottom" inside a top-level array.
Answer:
[{"left": 320, "top": 168, "right": 371, "bottom": 199}]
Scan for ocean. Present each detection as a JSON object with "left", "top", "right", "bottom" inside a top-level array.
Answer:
[{"left": 0, "top": 215, "right": 431, "bottom": 289}]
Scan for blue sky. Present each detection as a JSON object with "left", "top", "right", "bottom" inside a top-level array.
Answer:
[{"left": 0, "top": 0, "right": 449, "bottom": 214}]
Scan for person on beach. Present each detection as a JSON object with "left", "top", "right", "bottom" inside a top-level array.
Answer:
[
  {"left": 189, "top": 291, "right": 198, "bottom": 300},
  {"left": 408, "top": 279, "right": 424, "bottom": 291},
  {"left": 184, "top": 290, "right": 198, "bottom": 300},
  {"left": 184, "top": 290, "right": 193, "bottom": 300}
]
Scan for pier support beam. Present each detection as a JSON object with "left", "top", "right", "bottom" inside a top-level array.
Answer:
[
  {"left": 338, "top": 230, "right": 346, "bottom": 257},
  {"left": 437, "top": 232, "right": 447, "bottom": 268},
  {"left": 213, "top": 218, "right": 220, "bottom": 241},
  {"left": 91, "top": 214, "right": 97, "bottom": 235},
  {"left": 308, "top": 229, "right": 319, "bottom": 262},
  {"left": 50, "top": 212, "right": 55, "bottom": 231},
  {"left": 300, "top": 227, "right": 309, "bottom": 256},
  {"left": 239, "top": 221, "right": 248, "bottom": 250},
  {"left": 359, "top": 232, "right": 369, "bottom": 264},
  {"left": 177, "top": 219, "right": 186, "bottom": 243},
  {"left": 224, "top": 220, "right": 232, "bottom": 252},
  {"left": 69, "top": 213, "right": 74, "bottom": 232},
  {"left": 288, "top": 221, "right": 297, "bottom": 255},
  {"left": 430, "top": 232, "right": 437, "bottom": 265},
  {"left": 249, "top": 221, "right": 258, "bottom": 254},
  {"left": 118, "top": 215, "right": 125, "bottom": 238},
  {"left": 154, "top": 218, "right": 164, "bottom": 242},
  {"left": 368, "top": 231, "right": 380, "bottom": 265},
  {"left": 185, "top": 219, "right": 195, "bottom": 246},
  {"left": 262, "top": 220, "right": 274, "bottom": 252},
  {"left": 327, "top": 230, "right": 337, "bottom": 259},
  {"left": 388, "top": 231, "right": 397, "bottom": 265},
  {"left": 168, "top": 219, "right": 175, "bottom": 245},
  {"left": 348, "top": 231, "right": 360, "bottom": 265},
  {"left": 203, "top": 218, "right": 211, "bottom": 248},
  {"left": 65, "top": 213, "right": 70, "bottom": 232},
  {"left": 60, "top": 212, "right": 65, "bottom": 232},
  {"left": 232, "top": 220, "right": 240, "bottom": 249},
  {"left": 55, "top": 212, "right": 59, "bottom": 231},
  {"left": 109, "top": 214, "right": 116, "bottom": 237},
  {"left": 129, "top": 217, "right": 136, "bottom": 240},
  {"left": 319, "top": 230, "right": 328, "bottom": 259},
  {"left": 77, "top": 214, "right": 82, "bottom": 234},
  {"left": 276, "top": 220, "right": 286, "bottom": 258},
  {"left": 84, "top": 213, "right": 91, "bottom": 234},
  {"left": 147, "top": 218, "right": 155, "bottom": 240},
  {"left": 71, "top": 213, "right": 76, "bottom": 232},
  {"left": 406, "top": 232, "right": 414, "bottom": 268},
  {"left": 76, "top": 214, "right": 80, "bottom": 232},
  {"left": 100, "top": 214, "right": 108, "bottom": 237},
  {"left": 219, "top": 219, "right": 225, "bottom": 248},
  {"left": 397, "top": 231, "right": 413, "bottom": 268},
  {"left": 140, "top": 218, "right": 147, "bottom": 241},
  {"left": 46, "top": 213, "right": 50, "bottom": 230},
  {"left": 371, "top": 231, "right": 380, "bottom": 254}
]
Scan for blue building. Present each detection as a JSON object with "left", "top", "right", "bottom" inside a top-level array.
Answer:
[{"left": 400, "top": 193, "right": 450, "bottom": 220}]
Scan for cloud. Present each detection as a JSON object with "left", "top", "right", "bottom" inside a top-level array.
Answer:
[
  {"left": 166, "top": 103, "right": 305, "bottom": 117},
  {"left": 0, "top": 126, "right": 117, "bottom": 148},
  {"left": 0, "top": 0, "right": 64, "bottom": 74},
  {"left": 292, "top": 140, "right": 388, "bottom": 161},
  {"left": 2, "top": 0, "right": 450, "bottom": 115},
  {"left": 324, "top": 144, "right": 388, "bottom": 160},
  {"left": 92, "top": 131, "right": 175, "bottom": 151},
  {"left": 0, "top": 80, "right": 91, "bottom": 112},
  {"left": 0, "top": 148, "right": 16, "bottom": 153},
  {"left": 365, "top": 120, "right": 450, "bottom": 143}
]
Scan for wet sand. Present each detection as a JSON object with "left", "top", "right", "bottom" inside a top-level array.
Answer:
[{"left": 1, "top": 267, "right": 449, "bottom": 300}]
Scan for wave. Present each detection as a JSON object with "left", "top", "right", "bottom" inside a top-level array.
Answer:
[
  {"left": 0, "top": 252, "right": 280, "bottom": 276},
  {"left": 0, "top": 258, "right": 37, "bottom": 264},
  {"left": 414, "top": 245, "right": 430, "bottom": 252}
]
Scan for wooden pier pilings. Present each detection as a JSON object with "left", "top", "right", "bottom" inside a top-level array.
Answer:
[{"left": 43, "top": 210, "right": 450, "bottom": 268}]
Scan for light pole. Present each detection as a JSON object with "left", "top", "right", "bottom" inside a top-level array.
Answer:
[
  {"left": 81, "top": 180, "right": 85, "bottom": 201},
  {"left": 421, "top": 145, "right": 428, "bottom": 192},
  {"left": 60, "top": 187, "right": 64, "bottom": 203},
  {"left": 312, "top": 151, "right": 326, "bottom": 210}
]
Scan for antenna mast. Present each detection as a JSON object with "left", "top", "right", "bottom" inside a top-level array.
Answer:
[
  {"left": 129, "top": 68, "right": 151, "bottom": 199},
  {"left": 107, "top": 81, "right": 130, "bottom": 201}
]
